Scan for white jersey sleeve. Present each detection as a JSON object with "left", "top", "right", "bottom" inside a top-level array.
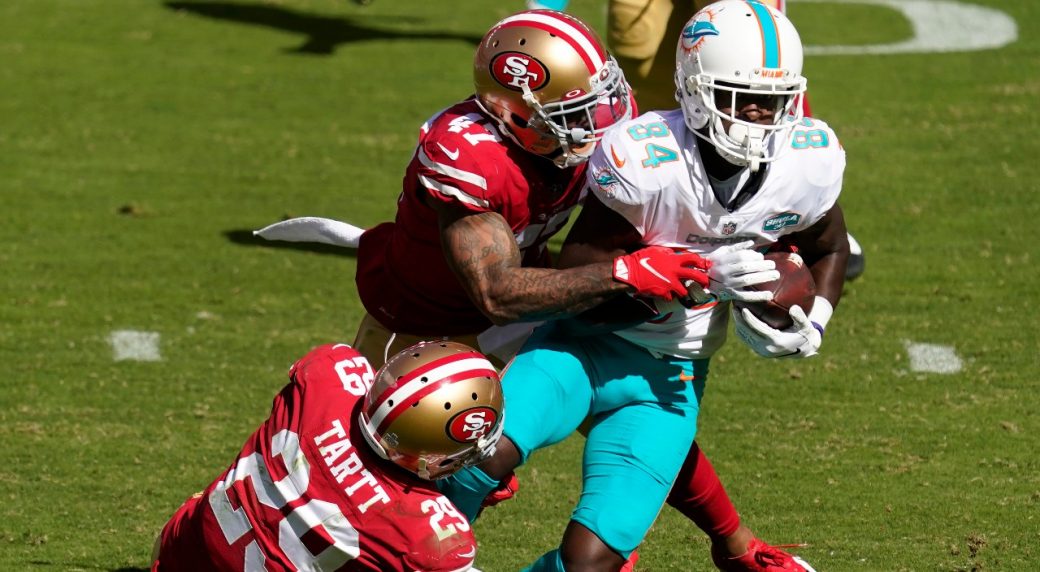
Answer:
[
  {"left": 781, "top": 116, "right": 845, "bottom": 229},
  {"left": 586, "top": 111, "right": 690, "bottom": 243}
]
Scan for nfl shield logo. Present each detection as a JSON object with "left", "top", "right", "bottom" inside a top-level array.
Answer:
[{"left": 722, "top": 222, "right": 737, "bottom": 235}]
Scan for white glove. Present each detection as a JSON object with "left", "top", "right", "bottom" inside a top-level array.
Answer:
[
  {"left": 732, "top": 304, "right": 822, "bottom": 359},
  {"left": 706, "top": 241, "right": 779, "bottom": 302}
]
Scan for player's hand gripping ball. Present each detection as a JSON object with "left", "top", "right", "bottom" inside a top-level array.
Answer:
[{"left": 733, "top": 250, "right": 815, "bottom": 329}]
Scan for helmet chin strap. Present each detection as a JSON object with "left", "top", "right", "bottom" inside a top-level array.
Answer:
[{"left": 725, "top": 123, "right": 766, "bottom": 173}]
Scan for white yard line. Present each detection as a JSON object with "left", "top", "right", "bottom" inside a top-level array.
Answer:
[
  {"left": 795, "top": 0, "right": 1018, "bottom": 55},
  {"left": 903, "top": 340, "right": 963, "bottom": 374},
  {"left": 109, "top": 330, "right": 162, "bottom": 362}
]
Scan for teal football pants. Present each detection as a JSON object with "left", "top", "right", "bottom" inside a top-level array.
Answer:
[{"left": 441, "top": 324, "right": 708, "bottom": 558}]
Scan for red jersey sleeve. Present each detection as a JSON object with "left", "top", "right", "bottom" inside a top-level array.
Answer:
[{"left": 414, "top": 113, "right": 500, "bottom": 215}]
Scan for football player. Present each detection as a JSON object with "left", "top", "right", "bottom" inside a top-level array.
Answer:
[
  {"left": 442, "top": 2, "right": 845, "bottom": 571},
  {"left": 152, "top": 341, "right": 504, "bottom": 572},
  {"left": 527, "top": 0, "right": 866, "bottom": 281},
  {"left": 352, "top": 9, "right": 709, "bottom": 369},
  {"left": 342, "top": 7, "right": 806, "bottom": 572}
]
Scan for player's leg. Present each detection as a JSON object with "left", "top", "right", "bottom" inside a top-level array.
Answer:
[
  {"left": 438, "top": 324, "right": 596, "bottom": 520},
  {"left": 525, "top": 391, "right": 704, "bottom": 571},
  {"left": 845, "top": 232, "right": 865, "bottom": 281}
]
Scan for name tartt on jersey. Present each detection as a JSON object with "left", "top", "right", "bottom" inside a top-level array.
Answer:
[{"left": 313, "top": 418, "right": 391, "bottom": 514}]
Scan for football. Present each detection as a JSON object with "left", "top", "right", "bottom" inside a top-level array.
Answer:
[{"left": 733, "top": 250, "right": 816, "bottom": 330}]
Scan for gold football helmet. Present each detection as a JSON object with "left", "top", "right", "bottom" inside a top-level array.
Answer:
[
  {"left": 474, "top": 10, "right": 633, "bottom": 168},
  {"left": 359, "top": 341, "right": 504, "bottom": 480}
]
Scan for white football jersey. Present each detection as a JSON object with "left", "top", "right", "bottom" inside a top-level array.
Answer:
[{"left": 587, "top": 109, "right": 845, "bottom": 359}]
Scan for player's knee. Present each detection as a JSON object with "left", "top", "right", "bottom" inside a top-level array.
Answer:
[{"left": 559, "top": 521, "right": 627, "bottom": 572}]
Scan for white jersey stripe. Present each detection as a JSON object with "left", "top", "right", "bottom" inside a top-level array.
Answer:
[
  {"left": 366, "top": 357, "right": 495, "bottom": 430},
  {"left": 498, "top": 13, "right": 605, "bottom": 70},
  {"left": 418, "top": 175, "right": 489, "bottom": 209},
  {"left": 418, "top": 147, "right": 488, "bottom": 190},
  {"left": 417, "top": 148, "right": 490, "bottom": 208}
]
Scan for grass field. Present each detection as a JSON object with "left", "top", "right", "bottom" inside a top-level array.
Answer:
[{"left": 2, "top": 0, "right": 1038, "bottom": 570}]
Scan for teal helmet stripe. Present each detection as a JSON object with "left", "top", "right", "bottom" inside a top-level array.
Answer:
[{"left": 746, "top": 1, "right": 781, "bottom": 68}]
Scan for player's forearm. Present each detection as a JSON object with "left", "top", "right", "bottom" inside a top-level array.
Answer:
[
  {"left": 479, "top": 264, "right": 629, "bottom": 324},
  {"left": 808, "top": 251, "right": 847, "bottom": 309}
]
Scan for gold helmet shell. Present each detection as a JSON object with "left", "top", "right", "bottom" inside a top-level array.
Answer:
[
  {"left": 474, "top": 10, "right": 632, "bottom": 167},
  {"left": 359, "top": 341, "right": 503, "bottom": 480}
]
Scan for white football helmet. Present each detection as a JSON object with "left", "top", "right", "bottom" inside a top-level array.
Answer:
[
  {"left": 675, "top": 0, "right": 807, "bottom": 171},
  {"left": 474, "top": 10, "right": 633, "bottom": 168},
  {"left": 359, "top": 341, "right": 504, "bottom": 480}
]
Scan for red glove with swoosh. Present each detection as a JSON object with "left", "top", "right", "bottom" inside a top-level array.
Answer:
[{"left": 613, "top": 246, "right": 711, "bottom": 301}]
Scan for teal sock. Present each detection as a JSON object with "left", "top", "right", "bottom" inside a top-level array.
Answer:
[
  {"left": 436, "top": 466, "right": 499, "bottom": 522},
  {"left": 522, "top": 549, "right": 565, "bottom": 572}
]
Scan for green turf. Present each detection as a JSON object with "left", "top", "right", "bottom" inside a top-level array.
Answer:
[{"left": 2, "top": 0, "right": 1038, "bottom": 570}]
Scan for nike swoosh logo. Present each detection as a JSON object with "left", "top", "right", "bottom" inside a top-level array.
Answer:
[
  {"left": 638, "top": 256, "right": 669, "bottom": 283},
  {"left": 678, "top": 371, "right": 697, "bottom": 382},
  {"left": 437, "top": 143, "right": 460, "bottom": 161},
  {"left": 610, "top": 145, "right": 626, "bottom": 168},
  {"left": 457, "top": 546, "right": 477, "bottom": 559}
]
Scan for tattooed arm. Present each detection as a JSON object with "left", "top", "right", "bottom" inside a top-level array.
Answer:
[{"left": 431, "top": 200, "right": 629, "bottom": 325}]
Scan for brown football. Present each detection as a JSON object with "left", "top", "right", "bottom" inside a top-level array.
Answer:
[{"left": 733, "top": 251, "right": 816, "bottom": 330}]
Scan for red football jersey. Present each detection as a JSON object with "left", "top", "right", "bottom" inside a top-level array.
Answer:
[
  {"left": 155, "top": 344, "right": 477, "bottom": 572},
  {"left": 355, "top": 97, "right": 588, "bottom": 336}
]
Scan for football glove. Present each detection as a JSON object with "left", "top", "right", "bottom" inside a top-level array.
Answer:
[
  {"left": 481, "top": 472, "right": 520, "bottom": 508},
  {"left": 613, "top": 246, "right": 710, "bottom": 301},
  {"left": 706, "top": 241, "right": 779, "bottom": 302},
  {"left": 733, "top": 304, "right": 821, "bottom": 359}
]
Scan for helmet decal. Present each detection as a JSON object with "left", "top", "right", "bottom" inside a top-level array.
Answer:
[
  {"left": 497, "top": 11, "right": 606, "bottom": 74},
  {"left": 490, "top": 52, "right": 550, "bottom": 92},
  {"left": 446, "top": 407, "right": 499, "bottom": 443},
  {"left": 680, "top": 15, "right": 720, "bottom": 53}
]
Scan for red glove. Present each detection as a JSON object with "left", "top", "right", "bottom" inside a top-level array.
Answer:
[
  {"left": 481, "top": 472, "right": 520, "bottom": 508},
  {"left": 613, "top": 246, "right": 711, "bottom": 301}
]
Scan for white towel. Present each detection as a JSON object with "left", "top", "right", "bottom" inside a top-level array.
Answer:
[{"left": 253, "top": 217, "right": 365, "bottom": 248}]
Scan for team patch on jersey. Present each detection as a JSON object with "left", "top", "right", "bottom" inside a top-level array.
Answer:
[
  {"left": 490, "top": 52, "right": 550, "bottom": 92},
  {"left": 447, "top": 407, "right": 498, "bottom": 443},
  {"left": 592, "top": 166, "right": 620, "bottom": 195},
  {"left": 763, "top": 212, "right": 801, "bottom": 231}
]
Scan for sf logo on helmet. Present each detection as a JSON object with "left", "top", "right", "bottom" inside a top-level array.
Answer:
[
  {"left": 491, "top": 52, "right": 549, "bottom": 91},
  {"left": 448, "top": 407, "right": 499, "bottom": 442}
]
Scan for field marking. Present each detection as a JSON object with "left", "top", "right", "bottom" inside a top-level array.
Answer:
[
  {"left": 795, "top": 0, "right": 1018, "bottom": 55},
  {"left": 109, "top": 330, "right": 162, "bottom": 362},
  {"left": 903, "top": 340, "right": 963, "bottom": 374}
]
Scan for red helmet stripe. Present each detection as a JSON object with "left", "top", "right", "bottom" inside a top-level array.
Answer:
[
  {"left": 366, "top": 353, "right": 497, "bottom": 430},
  {"left": 370, "top": 351, "right": 487, "bottom": 410},
  {"left": 374, "top": 368, "right": 498, "bottom": 435},
  {"left": 497, "top": 11, "right": 606, "bottom": 74}
]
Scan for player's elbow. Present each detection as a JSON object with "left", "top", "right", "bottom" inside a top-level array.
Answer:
[{"left": 476, "top": 296, "right": 520, "bottom": 326}]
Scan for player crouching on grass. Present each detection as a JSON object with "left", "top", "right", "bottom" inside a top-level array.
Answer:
[{"left": 152, "top": 341, "right": 503, "bottom": 572}]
